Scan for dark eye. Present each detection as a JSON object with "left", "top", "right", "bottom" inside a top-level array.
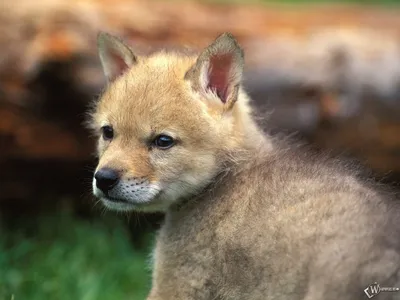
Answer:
[
  {"left": 153, "top": 135, "right": 174, "bottom": 149},
  {"left": 101, "top": 125, "right": 114, "bottom": 140}
]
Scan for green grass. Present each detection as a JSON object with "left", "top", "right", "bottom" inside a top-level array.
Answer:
[{"left": 0, "top": 213, "right": 153, "bottom": 300}]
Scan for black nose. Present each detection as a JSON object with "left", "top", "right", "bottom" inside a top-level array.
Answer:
[{"left": 94, "top": 168, "right": 120, "bottom": 193}]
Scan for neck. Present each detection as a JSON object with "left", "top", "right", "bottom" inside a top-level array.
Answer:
[
  {"left": 234, "top": 89, "right": 273, "bottom": 149},
  {"left": 169, "top": 91, "right": 273, "bottom": 213},
  {"left": 170, "top": 116, "right": 272, "bottom": 214}
]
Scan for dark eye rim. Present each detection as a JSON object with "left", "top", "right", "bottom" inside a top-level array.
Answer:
[
  {"left": 101, "top": 125, "right": 114, "bottom": 140},
  {"left": 153, "top": 134, "right": 175, "bottom": 150}
]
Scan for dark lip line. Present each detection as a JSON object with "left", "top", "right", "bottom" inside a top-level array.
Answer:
[{"left": 103, "top": 197, "right": 132, "bottom": 204}]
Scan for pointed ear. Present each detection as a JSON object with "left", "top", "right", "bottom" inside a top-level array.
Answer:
[
  {"left": 97, "top": 32, "right": 137, "bottom": 83},
  {"left": 185, "top": 32, "right": 244, "bottom": 109}
]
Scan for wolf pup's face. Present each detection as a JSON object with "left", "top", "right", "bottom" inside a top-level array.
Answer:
[{"left": 89, "top": 32, "right": 245, "bottom": 212}]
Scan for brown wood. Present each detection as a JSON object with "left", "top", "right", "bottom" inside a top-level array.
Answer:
[{"left": 1, "top": 0, "right": 400, "bottom": 207}]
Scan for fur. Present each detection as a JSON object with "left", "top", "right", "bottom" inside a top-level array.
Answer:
[{"left": 88, "top": 32, "right": 400, "bottom": 300}]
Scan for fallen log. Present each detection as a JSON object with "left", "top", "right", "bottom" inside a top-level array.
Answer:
[{"left": 1, "top": 0, "right": 400, "bottom": 209}]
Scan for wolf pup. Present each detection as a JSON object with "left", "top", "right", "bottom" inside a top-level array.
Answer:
[{"left": 88, "top": 32, "right": 400, "bottom": 300}]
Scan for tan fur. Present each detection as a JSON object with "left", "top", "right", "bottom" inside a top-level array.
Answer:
[{"left": 89, "top": 32, "right": 400, "bottom": 299}]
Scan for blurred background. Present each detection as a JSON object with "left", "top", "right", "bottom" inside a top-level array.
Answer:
[{"left": 1, "top": 0, "right": 400, "bottom": 299}]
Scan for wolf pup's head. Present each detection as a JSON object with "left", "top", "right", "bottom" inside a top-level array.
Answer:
[{"left": 89, "top": 32, "right": 256, "bottom": 212}]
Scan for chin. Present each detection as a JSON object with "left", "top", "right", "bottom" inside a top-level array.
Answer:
[
  {"left": 100, "top": 198, "right": 138, "bottom": 212},
  {"left": 92, "top": 179, "right": 199, "bottom": 213},
  {"left": 100, "top": 195, "right": 170, "bottom": 213}
]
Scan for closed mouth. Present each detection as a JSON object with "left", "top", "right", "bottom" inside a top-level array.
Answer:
[{"left": 102, "top": 197, "right": 131, "bottom": 204}]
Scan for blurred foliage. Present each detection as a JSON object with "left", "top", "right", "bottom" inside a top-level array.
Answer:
[{"left": 0, "top": 213, "right": 153, "bottom": 300}]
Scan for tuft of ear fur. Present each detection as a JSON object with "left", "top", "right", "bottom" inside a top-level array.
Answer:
[
  {"left": 185, "top": 32, "right": 244, "bottom": 109},
  {"left": 97, "top": 32, "right": 137, "bottom": 83}
]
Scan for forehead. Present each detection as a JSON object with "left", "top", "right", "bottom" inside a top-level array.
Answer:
[{"left": 95, "top": 53, "right": 209, "bottom": 135}]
